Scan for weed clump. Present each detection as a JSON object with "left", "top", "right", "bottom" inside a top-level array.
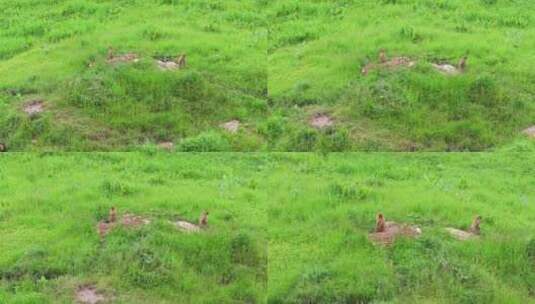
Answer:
[
  {"left": 101, "top": 180, "right": 136, "bottom": 198},
  {"left": 258, "top": 115, "right": 285, "bottom": 143},
  {"left": 231, "top": 233, "right": 261, "bottom": 267},
  {"left": 287, "top": 129, "right": 318, "bottom": 151},
  {"left": 178, "top": 131, "right": 230, "bottom": 152},
  {"left": 0, "top": 247, "right": 66, "bottom": 281},
  {"left": 276, "top": 264, "right": 392, "bottom": 304},
  {"left": 125, "top": 247, "right": 172, "bottom": 288},
  {"left": 327, "top": 182, "right": 372, "bottom": 202}
]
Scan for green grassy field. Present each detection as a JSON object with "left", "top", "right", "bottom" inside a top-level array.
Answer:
[
  {"left": 267, "top": 153, "right": 535, "bottom": 303},
  {"left": 1, "top": 153, "right": 534, "bottom": 303},
  {"left": 1, "top": 2, "right": 534, "bottom": 304},
  {"left": 0, "top": 153, "right": 267, "bottom": 303},
  {"left": 0, "top": 0, "right": 267, "bottom": 151},
  {"left": 1, "top": 0, "right": 534, "bottom": 151},
  {"left": 267, "top": 0, "right": 535, "bottom": 151}
]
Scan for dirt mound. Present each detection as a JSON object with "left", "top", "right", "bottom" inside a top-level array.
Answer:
[
  {"left": 445, "top": 228, "right": 478, "bottom": 241},
  {"left": 310, "top": 114, "right": 333, "bottom": 129},
  {"left": 432, "top": 63, "right": 460, "bottom": 75},
  {"left": 156, "top": 60, "right": 180, "bottom": 70},
  {"left": 522, "top": 126, "right": 535, "bottom": 138},
  {"left": 369, "top": 221, "right": 421, "bottom": 245},
  {"left": 97, "top": 222, "right": 115, "bottom": 238},
  {"left": 97, "top": 212, "right": 150, "bottom": 237},
  {"left": 174, "top": 220, "right": 201, "bottom": 233},
  {"left": 362, "top": 57, "right": 416, "bottom": 75},
  {"left": 384, "top": 56, "right": 416, "bottom": 68},
  {"left": 362, "top": 50, "right": 416, "bottom": 76},
  {"left": 220, "top": 120, "right": 240, "bottom": 133},
  {"left": 23, "top": 100, "right": 45, "bottom": 117},
  {"left": 107, "top": 53, "right": 139, "bottom": 64},
  {"left": 121, "top": 213, "right": 151, "bottom": 228},
  {"left": 157, "top": 141, "right": 174, "bottom": 150},
  {"left": 76, "top": 286, "right": 105, "bottom": 304},
  {"left": 445, "top": 216, "right": 481, "bottom": 241}
]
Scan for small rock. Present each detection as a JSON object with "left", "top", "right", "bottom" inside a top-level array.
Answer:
[{"left": 220, "top": 120, "right": 240, "bottom": 133}]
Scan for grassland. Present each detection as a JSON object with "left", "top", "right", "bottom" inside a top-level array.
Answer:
[
  {"left": 267, "top": 0, "right": 535, "bottom": 151},
  {"left": 1, "top": 0, "right": 535, "bottom": 151},
  {"left": 0, "top": 0, "right": 267, "bottom": 151},
  {"left": 266, "top": 153, "right": 535, "bottom": 303},
  {"left": 1, "top": 153, "right": 534, "bottom": 303},
  {"left": 0, "top": 153, "right": 267, "bottom": 303}
]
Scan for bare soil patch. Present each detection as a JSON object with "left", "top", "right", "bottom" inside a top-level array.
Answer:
[
  {"left": 432, "top": 63, "right": 460, "bottom": 75},
  {"left": 384, "top": 56, "right": 416, "bottom": 69},
  {"left": 157, "top": 141, "right": 174, "bottom": 150},
  {"left": 97, "top": 222, "right": 115, "bottom": 238},
  {"left": 174, "top": 220, "right": 201, "bottom": 233},
  {"left": 220, "top": 120, "right": 240, "bottom": 133},
  {"left": 445, "top": 228, "right": 478, "bottom": 241},
  {"left": 310, "top": 113, "right": 333, "bottom": 129},
  {"left": 121, "top": 213, "right": 151, "bottom": 228},
  {"left": 107, "top": 53, "right": 139, "bottom": 64},
  {"left": 97, "top": 212, "right": 150, "bottom": 237},
  {"left": 361, "top": 50, "right": 416, "bottom": 76},
  {"left": 23, "top": 100, "right": 45, "bottom": 117},
  {"left": 362, "top": 57, "right": 416, "bottom": 75},
  {"left": 76, "top": 286, "right": 105, "bottom": 304},
  {"left": 156, "top": 60, "right": 180, "bottom": 70},
  {"left": 522, "top": 126, "right": 535, "bottom": 138},
  {"left": 369, "top": 221, "right": 422, "bottom": 245},
  {"left": 156, "top": 55, "right": 186, "bottom": 71},
  {"left": 445, "top": 216, "right": 481, "bottom": 241}
]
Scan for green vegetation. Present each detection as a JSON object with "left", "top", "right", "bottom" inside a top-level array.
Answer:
[
  {"left": 0, "top": 153, "right": 267, "bottom": 303},
  {"left": 267, "top": 153, "right": 535, "bottom": 303},
  {"left": 268, "top": 0, "right": 535, "bottom": 151},
  {"left": 1, "top": 0, "right": 534, "bottom": 151},
  {"left": 0, "top": 0, "right": 266, "bottom": 151},
  {"left": 2, "top": 2, "right": 534, "bottom": 303},
  {"left": 1, "top": 153, "right": 534, "bottom": 303}
]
